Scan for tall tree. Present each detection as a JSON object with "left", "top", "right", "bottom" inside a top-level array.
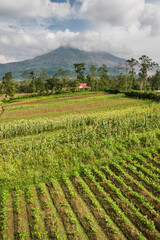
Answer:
[
  {"left": 1, "top": 72, "right": 15, "bottom": 98},
  {"left": 45, "top": 78, "right": 55, "bottom": 93},
  {"left": 126, "top": 58, "right": 138, "bottom": 90},
  {"left": 22, "top": 71, "right": 37, "bottom": 93},
  {"left": 45, "top": 77, "right": 63, "bottom": 93},
  {"left": 97, "top": 64, "right": 109, "bottom": 89},
  {"left": 35, "top": 77, "right": 45, "bottom": 92},
  {"left": 74, "top": 63, "right": 86, "bottom": 82},
  {"left": 138, "top": 55, "right": 158, "bottom": 90},
  {"left": 148, "top": 69, "right": 160, "bottom": 90},
  {"left": 29, "top": 71, "right": 37, "bottom": 92},
  {"left": 87, "top": 64, "right": 97, "bottom": 88},
  {"left": 54, "top": 69, "right": 70, "bottom": 90},
  {"left": 19, "top": 79, "right": 32, "bottom": 93},
  {"left": 89, "top": 64, "right": 97, "bottom": 78},
  {"left": 40, "top": 70, "right": 48, "bottom": 81}
]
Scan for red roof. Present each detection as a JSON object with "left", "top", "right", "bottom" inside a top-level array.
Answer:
[{"left": 76, "top": 83, "right": 91, "bottom": 89}]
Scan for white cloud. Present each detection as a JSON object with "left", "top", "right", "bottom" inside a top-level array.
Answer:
[
  {"left": 0, "top": 55, "right": 16, "bottom": 64},
  {"left": 0, "top": 0, "right": 160, "bottom": 64},
  {"left": 0, "top": 55, "right": 7, "bottom": 64},
  {"left": 0, "top": 27, "right": 80, "bottom": 62},
  {"left": 0, "top": 0, "right": 72, "bottom": 20},
  {"left": 140, "top": 2, "right": 160, "bottom": 35},
  {"left": 0, "top": 22, "right": 159, "bottom": 64},
  {"left": 79, "top": 0, "right": 144, "bottom": 26}
]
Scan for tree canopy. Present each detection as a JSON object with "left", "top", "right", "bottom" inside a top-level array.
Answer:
[{"left": 1, "top": 72, "right": 15, "bottom": 98}]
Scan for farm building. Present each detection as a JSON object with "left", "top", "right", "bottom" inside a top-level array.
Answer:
[{"left": 76, "top": 83, "right": 91, "bottom": 90}]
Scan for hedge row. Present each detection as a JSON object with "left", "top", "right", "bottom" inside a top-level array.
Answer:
[{"left": 124, "top": 90, "right": 160, "bottom": 100}]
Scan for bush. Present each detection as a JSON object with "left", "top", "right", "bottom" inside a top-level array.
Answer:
[
  {"left": 2, "top": 92, "right": 52, "bottom": 103},
  {"left": 104, "top": 89, "right": 120, "bottom": 94},
  {"left": 124, "top": 90, "right": 159, "bottom": 101}
]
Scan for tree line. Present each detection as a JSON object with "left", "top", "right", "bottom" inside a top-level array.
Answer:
[{"left": 0, "top": 55, "right": 159, "bottom": 98}]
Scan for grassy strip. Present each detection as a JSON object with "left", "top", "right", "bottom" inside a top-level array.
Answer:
[{"left": 2, "top": 91, "right": 100, "bottom": 104}]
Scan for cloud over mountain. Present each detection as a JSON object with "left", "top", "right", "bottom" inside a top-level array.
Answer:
[{"left": 0, "top": 0, "right": 159, "bottom": 64}]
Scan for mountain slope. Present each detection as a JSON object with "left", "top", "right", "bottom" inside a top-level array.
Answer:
[{"left": 0, "top": 47, "right": 125, "bottom": 79}]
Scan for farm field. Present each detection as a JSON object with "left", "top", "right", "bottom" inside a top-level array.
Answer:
[
  {"left": 0, "top": 92, "right": 157, "bottom": 123},
  {"left": 0, "top": 92, "right": 160, "bottom": 239},
  {"left": 0, "top": 147, "right": 160, "bottom": 240}
]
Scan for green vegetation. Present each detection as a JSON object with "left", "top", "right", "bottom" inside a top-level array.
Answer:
[
  {"left": 0, "top": 146, "right": 160, "bottom": 239},
  {"left": 0, "top": 52, "right": 159, "bottom": 102},
  {"left": 124, "top": 90, "right": 160, "bottom": 100},
  {"left": 1, "top": 72, "right": 15, "bottom": 98},
  {"left": 0, "top": 47, "right": 124, "bottom": 79},
  {"left": 1, "top": 90, "right": 99, "bottom": 104},
  {"left": 0, "top": 94, "right": 159, "bottom": 190},
  {"left": 0, "top": 92, "right": 160, "bottom": 239}
]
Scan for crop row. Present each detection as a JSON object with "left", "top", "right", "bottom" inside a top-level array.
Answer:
[
  {"left": 0, "top": 104, "right": 159, "bottom": 140},
  {"left": 0, "top": 147, "right": 160, "bottom": 239},
  {"left": 0, "top": 126, "right": 160, "bottom": 191}
]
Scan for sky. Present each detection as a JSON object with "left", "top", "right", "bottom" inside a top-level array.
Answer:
[{"left": 0, "top": 0, "right": 160, "bottom": 64}]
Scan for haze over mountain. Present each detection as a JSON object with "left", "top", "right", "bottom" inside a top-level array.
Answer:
[{"left": 0, "top": 47, "right": 125, "bottom": 80}]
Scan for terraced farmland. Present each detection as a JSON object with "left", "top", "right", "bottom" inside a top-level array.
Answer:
[
  {"left": 0, "top": 93, "right": 160, "bottom": 239},
  {"left": 0, "top": 147, "right": 160, "bottom": 240}
]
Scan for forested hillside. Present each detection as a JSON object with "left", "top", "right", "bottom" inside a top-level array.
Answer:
[{"left": 0, "top": 47, "right": 125, "bottom": 79}]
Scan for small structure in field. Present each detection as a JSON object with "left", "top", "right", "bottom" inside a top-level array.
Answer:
[{"left": 75, "top": 83, "right": 91, "bottom": 90}]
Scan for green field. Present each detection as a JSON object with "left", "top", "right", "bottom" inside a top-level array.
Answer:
[{"left": 0, "top": 92, "right": 160, "bottom": 239}]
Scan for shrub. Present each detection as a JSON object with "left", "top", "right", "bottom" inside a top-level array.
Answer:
[{"left": 124, "top": 90, "right": 158, "bottom": 101}]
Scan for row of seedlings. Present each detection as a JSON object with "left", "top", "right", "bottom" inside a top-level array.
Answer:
[
  {"left": 36, "top": 183, "right": 67, "bottom": 240},
  {"left": 79, "top": 166, "right": 147, "bottom": 240},
  {"left": 92, "top": 165, "right": 160, "bottom": 240},
  {"left": 123, "top": 153, "right": 160, "bottom": 183},
  {"left": 100, "top": 164, "right": 160, "bottom": 231},
  {"left": 60, "top": 173, "right": 107, "bottom": 240},
  {"left": 120, "top": 158, "right": 160, "bottom": 197},
  {"left": 47, "top": 179, "right": 88, "bottom": 240},
  {"left": 132, "top": 154, "right": 160, "bottom": 180},
  {"left": 25, "top": 186, "right": 48, "bottom": 239},
  {"left": 139, "top": 150, "right": 160, "bottom": 170},
  {"left": 0, "top": 190, "right": 14, "bottom": 239},
  {"left": 13, "top": 189, "right": 31, "bottom": 239},
  {"left": 108, "top": 160, "right": 160, "bottom": 212},
  {"left": 70, "top": 170, "right": 126, "bottom": 240}
]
